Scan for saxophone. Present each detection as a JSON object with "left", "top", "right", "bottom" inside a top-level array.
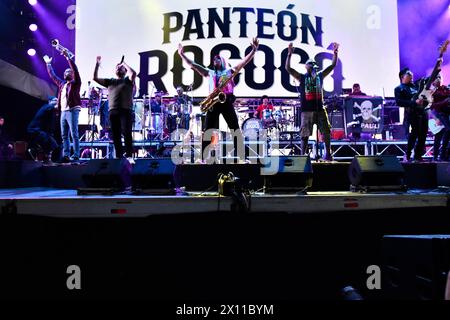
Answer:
[{"left": 200, "top": 68, "right": 240, "bottom": 113}]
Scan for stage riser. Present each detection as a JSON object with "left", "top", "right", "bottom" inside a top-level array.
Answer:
[
  {"left": 0, "top": 161, "right": 43, "bottom": 188},
  {"left": 1, "top": 160, "right": 449, "bottom": 190}
]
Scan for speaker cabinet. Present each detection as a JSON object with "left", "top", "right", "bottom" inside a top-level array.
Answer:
[
  {"left": 383, "top": 235, "right": 450, "bottom": 300},
  {"left": 348, "top": 156, "right": 405, "bottom": 192},
  {"left": 132, "top": 159, "right": 175, "bottom": 194},
  {"left": 81, "top": 159, "right": 132, "bottom": 193},
  {"left": 261, "top": 156, "right": 313, "bottom": 194}
]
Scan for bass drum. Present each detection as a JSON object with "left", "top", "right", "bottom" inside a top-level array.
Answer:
[{"left": 242, "top": 118, "right": 264, "bottom": 140}]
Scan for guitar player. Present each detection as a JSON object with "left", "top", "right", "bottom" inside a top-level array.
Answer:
[
  {"left": 395, "top": 58, "right": 443, "bottom": 162},
  {"left": 430, "top": 73, "right": 450, "bottom": 161}
]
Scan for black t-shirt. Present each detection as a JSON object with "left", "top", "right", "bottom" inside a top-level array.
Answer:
[
  {"left": 150, "top": 100, "right": 163, "bottom": 113},
  {"left": 104, "top": 77, "right": 134, "bottom": 111},
  {"left": 27, "top": 104, "right": 56, "bottom": 133},
  {"left": 299, "top": 72, "right": 325, "bottom": 112},
  {"left": 175, "top": 94, "right": 191, "bottom": 105}
]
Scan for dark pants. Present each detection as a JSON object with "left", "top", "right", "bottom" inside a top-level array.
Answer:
[
  {"left": 403, "top": 112, "right": 410, "bottom": 140},
  {"left": 28, "top": 129, "right": 58, "bottom": 154},
  {"left": 433, "top": 113, "right": 450, "bottom": 160},
  {"left": 202, "top": 97, "right": 243, "bottom": 160},
  {"left": 109, "top": 108, "right": 133, "bottom": 158},
  {"left": 406, "top": 112, "right": 428, "bottom": 160}
]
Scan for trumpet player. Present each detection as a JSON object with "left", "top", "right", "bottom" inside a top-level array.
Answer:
[
  {"left": 177, "top": 37, "right": 259, "bottom": 161},
  {"left": 43, "top": 46, "right": 81, "bottom": 163}
]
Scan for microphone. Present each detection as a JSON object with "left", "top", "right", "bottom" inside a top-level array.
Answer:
[{"left": 119, "top": 55, "right": 125, "bottom": 65}]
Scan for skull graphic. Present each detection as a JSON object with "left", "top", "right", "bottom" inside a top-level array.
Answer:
[
  {"left": 360, "top": 101, "right": 373, "bottom": 121},
  {"left": 353, "top": 100, "right": 382, "bottom": 123}
]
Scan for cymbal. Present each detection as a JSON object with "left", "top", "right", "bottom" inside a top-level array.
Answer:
[
  {"left": 155, "top": 91, "right": 169, "bottom": 96},
  {"left": 282, "top": 98, "right": 297, "bottom": 103},
  {"left": 235, "top": 99, "right": 250, "bottom": 104}
]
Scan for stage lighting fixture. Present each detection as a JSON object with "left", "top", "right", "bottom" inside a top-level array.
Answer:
[
  {"left": 29, "top": 24, "right": 38, "bottom": 32},
  {"left": 27, "top": 49, "right": 36, "bottom": 56},
  {"left": 28, "top": 0, "right": 38, "bottom": 6}
]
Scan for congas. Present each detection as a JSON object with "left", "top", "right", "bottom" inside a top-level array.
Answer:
[
  {"left": 180, "top": 102, "right": 191, "bottom": 115},
  {"left": 167, "top": 103, "right": 179, "bottom": 116},
  {"left": 180, "top": 114, "right": 191, "bottom": 130},
  {"left": 242, "top": 118, "right": 264, "bottom": 140},
  {"left": 167, "top": 114, "right": 179, "bottom": 133},
  {"left": 133, "top": 99, "right": 145, "bottom": 130},
  {"left": 150, "top": 113, "right": 164, "bottom": 134}
]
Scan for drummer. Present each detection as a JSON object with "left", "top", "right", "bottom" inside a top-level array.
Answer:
[
  {"left": 150, "top": 91, "right": 166, "bottom": 113},
  {"left": 254, "top": 95, "right": 274, "bottom": 119},
  {"left": 174, "top": 86, "right": 192, "bottom": 131},
  {"left": 174, "top": 86, "right": 192, "bottom": 113}
]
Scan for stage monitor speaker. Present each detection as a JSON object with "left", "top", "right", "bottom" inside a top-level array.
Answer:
[
  {"left": 131, "top": 159, "right": 175, "bottom": 194},
  {"left": 329, "top": 110, "right": 344, "bottom": 129},
  {"left": 348, "top": 155, "right": 405, "bottom": 192},
  {"left": 382, "top": 235, "right": 450, "bottom": 300},
  {"left": 261, "top": 156, "right": 313, "bottom": 194},
  {"left": 80, "top": 159, "right": 132, "bottom": 193}
]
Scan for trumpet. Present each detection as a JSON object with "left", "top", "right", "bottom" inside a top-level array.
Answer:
[{"left": 51, "top": 39, "right": 75, "bottom": 59}]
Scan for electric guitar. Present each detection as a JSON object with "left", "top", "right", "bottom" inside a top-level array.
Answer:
[
  {"left": 428, "top": 116, "right": 445, "bottom": 135},
  {"left": 413, "top": 40, "right": 449, "bottom": 111}
]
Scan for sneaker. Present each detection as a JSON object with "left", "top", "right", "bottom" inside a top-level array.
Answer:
[{"left": 126, "top": 157, "right": 135, "bottom": 165}]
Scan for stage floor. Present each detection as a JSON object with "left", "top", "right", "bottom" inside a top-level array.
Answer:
[{"left": 1, "top": 187, "right": 448, "bottom": 218}]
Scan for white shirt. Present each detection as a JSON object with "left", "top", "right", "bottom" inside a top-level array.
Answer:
[{"left": 60, "top": 83, "right": 70, "bottom": 112}]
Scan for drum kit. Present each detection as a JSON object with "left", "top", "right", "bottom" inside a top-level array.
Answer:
[
  {"left": 134, "top": 92, "right": 195, "bottom": 140},
  {"left": 81, "top": 90, "right": 298, "bottom": 142},
  {"left": 239, "top": 105, "right": 294, "bottom": 140}
]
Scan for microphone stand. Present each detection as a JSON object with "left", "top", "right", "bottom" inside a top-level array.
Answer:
[{"left": 90, "top": 89, "right": 101, "bottom": 159}]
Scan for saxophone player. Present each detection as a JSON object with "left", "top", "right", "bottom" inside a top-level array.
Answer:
[{"left": 177, "top": 37, "right": 259, "bottom": 162}]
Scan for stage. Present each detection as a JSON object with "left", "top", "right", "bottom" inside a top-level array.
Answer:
[
  {"left": 1, "top": 157, "right": 450, "bottom": 300},
  {"left": 1, "top": 188, "right": 449, "bottom": 218},
  {"left": 1, "top": 157, "right": 449, "bottom": 217}
]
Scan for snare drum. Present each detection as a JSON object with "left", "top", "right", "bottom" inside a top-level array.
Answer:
[
  {"left": 274, "top": 109, "right": 284, "bottom": 122},
  {"left": 242, "top": 118, "right": 264, "bottom": 140}
]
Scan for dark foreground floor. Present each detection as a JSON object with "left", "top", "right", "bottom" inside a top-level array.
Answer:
[{"left": 1, "top": 206, "right": 450, "bottom": 301}]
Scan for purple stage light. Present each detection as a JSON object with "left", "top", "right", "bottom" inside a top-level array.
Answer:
[
  {"left": 27, "top": 49, "right": 36, "bottom": 56},
  {"left": 29, "top": 24, "right": 38, "bottom": 32},
  {"left": 28, "top": 0, "right": 38, "bottom": 6}
]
